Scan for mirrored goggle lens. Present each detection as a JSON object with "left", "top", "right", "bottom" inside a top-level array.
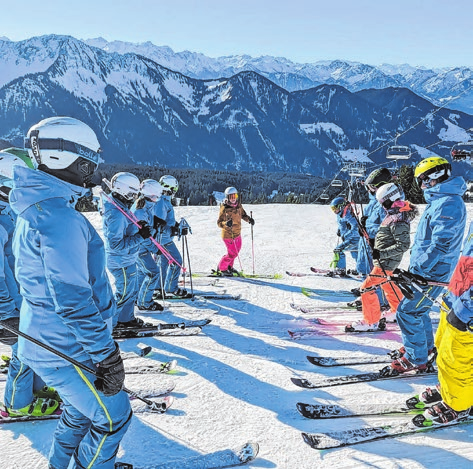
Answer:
[
  {"left": 228, "top": 193, "right": 238, "bottom": 201},
  {"left": 330, "top": 205, "right": 339, "bottom": 212}
]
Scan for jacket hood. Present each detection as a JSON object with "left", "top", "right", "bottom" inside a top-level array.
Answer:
[
  {"left": 423, "top": 176, "right": 467, "bottom": 203},
  {"left": 10, "top": 166, "right": 88, "bottom": 216}
]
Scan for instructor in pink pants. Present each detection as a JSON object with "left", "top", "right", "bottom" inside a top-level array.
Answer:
[{"left": 216, "top": 187, "right": 254, "bottom": 276}]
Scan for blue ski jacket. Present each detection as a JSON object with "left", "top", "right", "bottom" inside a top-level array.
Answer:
[
  {"left": 10, "top": 167, "right": 116, "bottom": 367},
  {"left": 132, "top": 199, "right": 159, "bottom": 255},
  {"left": 364, "top": 192, "right": 385, "bottom": 238},
  {"left": 154, "top": 196, "right": 176, "bottom": 245},
  {"left": 102, "top": 195, "right": 143, "bottom": 269},
  {"left": 409, "top": 176, "right": 467, "bottom": 282},
  {"left": 335, "top": 205, "right": 360, "bottom": 251}
]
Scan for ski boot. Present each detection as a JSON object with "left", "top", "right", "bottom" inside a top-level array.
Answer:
[
  {"left": 413, "top": 402, "right": 473, "bottom": 427},
  {"left": 346, "top": 299, "right": 362, "bottom": 310},
  {"left": 406, "top": 384, "right": 442, "bottom": 410},
  {"left": 137, "top": 302, "right": 164, "bottom": 312},
  {"left": 115, "top": 317, "right": 153, "bottom": 331},
  {"left": 0, "top": 355, "right": 10, "bottom": 373},
  {"left": 345, "top": 317, "right": 386, "bottom": 333},
  {"left": 381, "top": 310, "right": 397, "bottom": 323},
  {"left": 170, "top": 288, "right": 190, "bottom": 298},
  {"left": 5, "top": 397, "right": 60, "bottom": 418},
  {"left": 115, "top": 463, "right": 133, "bottom": 469},
  {"left": 380, "top": 355, "right": 430, "bottom": 377},
  {"left": 34, "top": 386, "right": 62, "bottom": 403},
  {"left": 228, "top": 266, "right": 240, "bottom": 276},
  {"left": 350, "top": 287, "right": 361, "bottom": 297}
]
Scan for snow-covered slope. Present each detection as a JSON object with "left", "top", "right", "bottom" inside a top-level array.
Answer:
[{"left": 1, "top": 203, "right": 472, "bottom": 468}]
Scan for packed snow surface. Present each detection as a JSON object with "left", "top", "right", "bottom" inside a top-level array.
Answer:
[{"left": 1, "top": 203, "right": 473, "bottom": 469}]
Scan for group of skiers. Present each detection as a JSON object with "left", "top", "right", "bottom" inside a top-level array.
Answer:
[
  {"left": 0, "top": 116, "right": 258, "bottom": 468},
  {"left": 0, "top": 116, "right": 199, "bottom": 468},
  {"left": 328, "top": 157, "right": 472, "bottom": 426}
]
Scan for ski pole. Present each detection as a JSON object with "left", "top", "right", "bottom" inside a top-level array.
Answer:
[
  {"left": 184, "top": 235, "right": 194, "bottom": 297},
  {"left": 250, "top": 210, "right": 255, "bottom": 275},
  {"left": 181, "top": 235, "right": 186, "bottom": 291},
  {"left": 100, "top": 190, "right": 185, "bottom": 271},
  {"left": 0, "top": 323, "right": 165, "bottom": 412},
  {"left": 228, "top": 215, "right": 243, "bottom": 272}
]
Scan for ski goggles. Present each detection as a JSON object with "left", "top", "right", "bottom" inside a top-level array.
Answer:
[
  {"left": 228, "top": 193, "right": 238, "bottom": 202},
  {"left": 330, "top": 204, "right": 343, "bottom": 212}
]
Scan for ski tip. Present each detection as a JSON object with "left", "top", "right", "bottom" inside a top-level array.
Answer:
[
  {"left": 301, "top": 432, "right": 321, "bottom": 449},
  {"left": 139, "top": 345, "right": 153, "bottom": 357},
  {"left": 296, "top": 402, "right": 307, "bottom": 415},
  {"left": 290, "top": 377, "right": 307, "bottom": 388},
  {"left": 306, "top": 356, "right": 319, "bottom": 365},
  {"left": 237, "top": 442, "right": 259, "bottom": 463}
]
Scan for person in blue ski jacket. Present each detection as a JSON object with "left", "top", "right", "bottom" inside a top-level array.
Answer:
[
  {"left": 0, "top": 152, "right": 62, "bottom": 419},
  {"left": 328, "top": 197, "right": 360, "bottom": 276},
  {"left": 102, "top": 172, "right": 152, "bottom": 328},
  {"left": 154, "top": 175, "right": 186, "bottom": 297},
  {"left": 10, "top": 117, "right": 132, "bottom": 469},
  {"left": 390, "top": 157, "right": 467, "bottom": 374},
  {"left": 356, "top": 168, "right": 391, "bottom": 276},
  {"left": 132, "top": 179, "right": 165, "bottom": 311}
]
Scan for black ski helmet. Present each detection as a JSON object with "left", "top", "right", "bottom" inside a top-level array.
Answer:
[{"left": 364, "top": 168, "right": 392, "bottom": 193}]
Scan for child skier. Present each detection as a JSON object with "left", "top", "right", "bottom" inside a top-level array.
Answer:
[
  {"left": 11, "top": 117, "right": 132, "bottom": 468},
  {"left": 216, "top": 187, "right": 254, "bottom": 276},
  {"left": 346, "top": 183, "right": 417, "bottom": 332},
  {"left": 102, "top": 172, "right": 153, "bottom": 328},
  {"left": 132, "top": 179, "right": 164, "bottom": 311},
  {"left": 153, "top": 175, "right": 186, "bottom": 297},
  {"left": 328, "top": 197, "right": 360, "bottom": 277}
]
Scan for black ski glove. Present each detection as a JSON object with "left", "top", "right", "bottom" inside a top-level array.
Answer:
[
  {"left": 372, "top": 248, "right": 381, "bottom": 260},
  {"left": 360, "top": 215, "right": 368, "bottom": 228},
  {"left": 180, "top": 227, "right": 189, "bottom": 236},
  {"left": 153, "top": 216, "right": 166, "bottom": 230},
  {"left": 137, "top": 221, "right": 151, "bottom": 239},
  {"left": 368, "top": 238, "right": 375, "bottom": 248},
  {"left": 0, "top": 316, "right": 20, "bottom": 346},
  {"left": 170, "top": 223, "right": 179, "bottom": 237},
  {"left": 226, "top": 219, "right": 233, "bottom": 228},
  {"left": 248, "top": 217, "right": 255, "bottom": 226},
  {"left": 94, "top": 343, "right": 125, "bottom": 396},
  {"left": 337, "top": 229, "right": 341, "bottom": 237}
]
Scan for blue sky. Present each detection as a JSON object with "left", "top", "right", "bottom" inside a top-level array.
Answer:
[{"left": 0, "top": 0, "right": 468, "bottom": 67}]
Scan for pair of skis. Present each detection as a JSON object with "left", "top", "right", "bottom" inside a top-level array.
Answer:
[{"left": 112, "top": 319, "right": 211, "bottom": 339}]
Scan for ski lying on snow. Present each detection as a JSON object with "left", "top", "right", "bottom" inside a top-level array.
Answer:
[
  {"left": 288, "top": 325, "right": 397, "bottom": 338},
  {"left": 301, "top": 415, "right": 473, "bottom": 449},
  {"left": 0, "top": 409, "right": 62, "bottom": 424},
  {"left": 113, "top": 327, "right": 202, "bottom": 339},
  {"left": 124, "top": 359, "right": 178, "bottom": 375},
  {"left": 296, "top": 402, "right": 424, "bottom": 419},
  {"left": 289, "top": 303, "right": 357, "bottom": 314},
  {"left": 201, "top": 270, "right": 281, "bottom": 279},
  {"left": 306, "top": 355, "right": 391, "bottom": 367},
  {"left": 301, "top": 287, "right": 355, "bottom": 298},
  {"left": 155, "top": 292, "right": 240, "bottom": 301},
  {"left": 140, "top": 441, "right": 259, "bottom": 469},
  {"left": 119, "top": 319, "right": 210, "bottom": 333},
  {"left": 291, "top": 367, "right": 437, "bottom": 389}
]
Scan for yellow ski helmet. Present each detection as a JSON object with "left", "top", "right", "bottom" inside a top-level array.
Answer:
[{"left": 414, "top": 157, "right": 451, "bottom": 186}]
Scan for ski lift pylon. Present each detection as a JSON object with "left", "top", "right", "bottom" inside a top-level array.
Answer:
[
  {"left": 451, "top": 141, "right": 473, "bottom": 161},
  {"left": 386, "top": 145, "right": 411, "bottom": 160}
]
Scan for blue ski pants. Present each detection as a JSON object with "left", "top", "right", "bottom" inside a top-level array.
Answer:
[
  {"left": 34, "top": 361, "right": 132, "bottom": 469},
  {"left": 396, "top": 285, "right": 445, "bottom": 365},
  {"left": 4, "top": 342, "right": 44, "bottom": 410},
  {"left": 157, "top": 241, "right": 182, "bottom": 294},
  {"left": 136, "top": 251, "right": 161, "bottom": 308},
  {"left": 108, "top": 264, "right": 139, "bottom": 326}
]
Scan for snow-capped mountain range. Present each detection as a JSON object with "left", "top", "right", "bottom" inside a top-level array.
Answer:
[
  {"left": 1, "top": 35, "right": 473, "bottom": 175},
  {"left": 84, "top": 37, "right": 473, "bottom": 115}
]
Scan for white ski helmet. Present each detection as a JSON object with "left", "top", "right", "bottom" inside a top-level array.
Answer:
[
  {"left": 376, "top": 182, "right": 403, "bottom": 208},
  {"left": 24, "top": 116, "right": 102, "bottom": 187},
  {"left": 0, "top": 151, "right": 28, "bottom": 179},
  {"left": 224, "top": 186, "right": 239, "bottom": 206},
  {"left": 140, "top": 179, "right": 163, "bottom": 201},
  {"left": 159, "top": 175, "right": 179, "bottom": 195},
  {"left": 110, "top": 172, "right": 140, "bottom": 201}
]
